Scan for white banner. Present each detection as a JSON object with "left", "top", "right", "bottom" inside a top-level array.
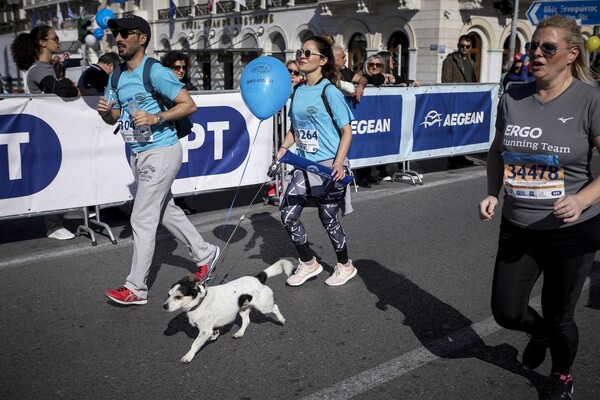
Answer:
[{"left": 0, "top": 92, "right": 274, "bottom": 218}]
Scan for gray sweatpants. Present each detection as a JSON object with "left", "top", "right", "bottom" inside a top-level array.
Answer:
[{"left": 124, "top": 142, "right": 216, "bottom": 298}]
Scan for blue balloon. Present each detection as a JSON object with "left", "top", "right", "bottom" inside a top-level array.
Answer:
[
  {"left": 95, "top": 8, "right": 115, "bottom": 30},
  {"left": 240, "top": 57, "right": 292, "bottom": 120},
  {"left": 93, "top": 27, "right": 104, "bottom": 40}
]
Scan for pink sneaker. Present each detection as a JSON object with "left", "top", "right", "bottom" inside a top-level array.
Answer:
[
  {"left": 286, "top": 258, "right": 323, "bottom": 286},
  {"left": 325, "top": 261, "right": 357, "bottom": 286},
  {"left": 105, "top": 286, "right": 147, "bottom": 305}
]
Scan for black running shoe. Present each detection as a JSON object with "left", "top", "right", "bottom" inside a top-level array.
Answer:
[
  {"left": 542, "top": 373, "right": 573, "bottom": 400},
  {"left": 522, "top": 335, "right": 549, "bottom": 370}
]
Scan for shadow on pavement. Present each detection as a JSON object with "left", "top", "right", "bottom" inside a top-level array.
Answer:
[{"left": 357, "top": 259, "right": 548, "bottom": 398}]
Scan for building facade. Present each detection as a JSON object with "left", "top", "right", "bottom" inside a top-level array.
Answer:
[{"left": 0, "top": 0, "right": 595, "bottom": 92}]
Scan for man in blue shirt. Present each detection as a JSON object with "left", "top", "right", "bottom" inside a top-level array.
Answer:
[{"left": 96, "top": 15, "right": 219, "bottom": 305}]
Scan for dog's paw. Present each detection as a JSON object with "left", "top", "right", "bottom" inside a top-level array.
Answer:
[
  {"left": 232, "top": 332, "right": 244, "bottom": 339},
  {"left": 180, "top": 353, "right": 195, "bottom": 363},
  {"left": 209, "top": 330, "right": 220, "bottom": 341}
]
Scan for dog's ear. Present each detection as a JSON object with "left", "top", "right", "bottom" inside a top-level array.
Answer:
[
  {"left": 181, "top": 275, "right": 192, "bottom": 282},
  {"left": 197, "top": 282, "right": 207, "bottom": 297}
]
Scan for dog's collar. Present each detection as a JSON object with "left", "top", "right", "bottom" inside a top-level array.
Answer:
[{"left": 189, "top": 292, "right": 205, "bottom": 312}]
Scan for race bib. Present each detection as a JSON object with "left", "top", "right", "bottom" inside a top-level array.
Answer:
[
  {"left": 118, "top": 110, "right": 153, "bottom": 143},
  {"left": 502, "top": 152, "right": 564, "bottom": 199},
  {"left": 293, "top": 119, "right": 320, "bottom": 153}
]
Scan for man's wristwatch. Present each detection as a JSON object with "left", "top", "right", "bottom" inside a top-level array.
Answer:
[{"left": 155, "top": 113, "right": 165, "bottom": 125}]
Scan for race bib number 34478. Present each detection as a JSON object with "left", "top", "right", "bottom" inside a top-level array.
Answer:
[{"left": 502, "top": 152, "right": 564, "bottom": 199}]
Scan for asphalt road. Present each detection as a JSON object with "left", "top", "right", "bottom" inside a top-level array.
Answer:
[{"left": 1, "top": 156, "right": 599, "bottom": 400}]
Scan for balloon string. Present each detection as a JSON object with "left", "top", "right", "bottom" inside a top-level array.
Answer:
[{"left": 212, "top": 119, "right": 264, "bottom": 270}]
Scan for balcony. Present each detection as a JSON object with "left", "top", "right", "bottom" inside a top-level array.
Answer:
[{"left": 158, "top": 0, "right": 318, "bottom": 19}]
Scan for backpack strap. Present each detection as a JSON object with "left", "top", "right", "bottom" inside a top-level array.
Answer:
[
  {"left": 320, "top": 82, "right": 340, "bottom": 135},
  {"left": 143, "top": 58, "right": 172, "bottom": 112},
  {"left": 109, "top": 62, "right": 127, "bottom": 108},
  {"left": 290, "top": 79, "right": 340, "bottom": 135}
]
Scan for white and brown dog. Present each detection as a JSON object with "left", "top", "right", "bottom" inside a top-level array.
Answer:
[{"left": 164, "top": 259, "right": 294, "bottom": 363}]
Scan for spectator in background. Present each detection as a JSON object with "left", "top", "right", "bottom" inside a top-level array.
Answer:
[
  {"left": 377, "top": 51, "right": 420, "bottom": 87},
  {"left": 590, "top": 54, "right": 600, "bottom": 81},
  {"left": 332, "top": 45, "right": 368, "bottom": 101},
  {"left": 503, "top": 58, "right": 535, "bottom": 90},
  {"left": 161, "top": 51, "right": 197, "bottom": 91},
  {"left": 361, "top": 54, "right": 387, "bottom": 86},
  {"left": 441, "top": 34, "right": 477, "bottom": 169},
  {"left": 77, "top": 51, "right": 120, "bottom": 95},
  {"left": 161, "top": 50, "right": 198, "bottom": 215},
  {"left": 352, "top": 54, "right": 388, "bottom": 187},
  {"left": 286, "top": 60, "right": 304, "bottom": 86},
  {"left": 11, "top": 25, "right": 79, "bottom": 240}
]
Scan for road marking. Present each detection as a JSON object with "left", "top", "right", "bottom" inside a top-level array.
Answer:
[{"left": 301, "top": 276, "right": 596, "bottom": 400}]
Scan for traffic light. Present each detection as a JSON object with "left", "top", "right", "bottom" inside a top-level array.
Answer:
[
  {"left": 78, "top": 18, "right": 92, "bottom": 43},
  {"left": 493, "top": 0, "right": 514, "bottom": 15}
]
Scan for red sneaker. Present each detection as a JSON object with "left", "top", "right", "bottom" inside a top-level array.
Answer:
[
  {"left": 105, "top": 286, "right": 147, "bottom": 305},
  {"left": 267, "top": 184, "right": 276, "bottom": 197},
  {"left": 195, "top": 246, "right": 221, "bottom": 283}
]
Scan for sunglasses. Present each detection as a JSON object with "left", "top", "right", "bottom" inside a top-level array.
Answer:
[
  {"left": 296, "top": 48, "right": 325, "bottom": 60},
  {"left": 172, "top": 65, "right": 186, "bottom": 71},
  {"left": 367, "top": 63, "right": 383, "bottom": 68},
  {"left": 288, "top": 68, "right": 300, "bottom": 76},
  {"left": 529, "top": 41, "right": 566, "bottom": 57},
  {"left": 45, "top": 36, "right": 60, "bottom": 42},
  {"left": 459, "top": 44, "right": 472, "bottom": 49},
  {"left": 111, "top": 29, "right": 140, "bottom": 39}
]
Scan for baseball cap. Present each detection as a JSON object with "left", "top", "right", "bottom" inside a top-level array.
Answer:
[{"left": 108, "top": 15, "right": 151, "bottom": 40}]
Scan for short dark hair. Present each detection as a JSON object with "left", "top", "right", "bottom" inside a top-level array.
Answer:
[
  {"left": 458, "top": 35, "right": 473, "bottom": 44},
  {"left": 98, "top": 52, "right": 120, "bottom": 68}
]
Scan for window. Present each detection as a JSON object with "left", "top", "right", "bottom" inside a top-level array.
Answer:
[{"left": 348, "top": 33, "right": 367, "bottom": 72}]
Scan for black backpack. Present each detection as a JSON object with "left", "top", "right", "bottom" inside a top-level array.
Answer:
[{"left": 110, "top": 57, "right": 193, "bottom": 139}]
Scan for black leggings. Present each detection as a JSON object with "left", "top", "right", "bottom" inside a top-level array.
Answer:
[
  {"left": 280, "top": 169, "right": 347, "bottom": 254},
  {"left": 491, "top": 218, "right": 595, "bottom": 374}
]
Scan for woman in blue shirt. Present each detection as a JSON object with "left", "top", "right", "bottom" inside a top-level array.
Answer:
[{"left": 276, "top": 35, "right": 356, "bottom": 287}]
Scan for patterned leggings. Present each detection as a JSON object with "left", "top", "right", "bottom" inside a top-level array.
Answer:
[{"left": 279, "top": 169, "right": 347, "bottom": 252}]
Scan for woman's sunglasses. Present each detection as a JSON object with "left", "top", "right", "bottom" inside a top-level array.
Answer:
[
  {"left": 529, "top": 41, "right": 566, "bottom": 57},
  {"left": 296, "top": 48, "right": 325, "bottom": 60},
  {"left": 111, "top": 29, "right": 139, "bottom": 39},
  {"left": 288, "top": 69, "right": 300, "bottom": 76},
  {"left": 172, "top": 65, "right": 187, "bottom": 71},
  {"left": 367, "top": 63, "right": 383, "bottom": 68}
]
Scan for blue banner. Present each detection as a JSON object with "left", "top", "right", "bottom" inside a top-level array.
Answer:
[
  {"left": 346, "top": 94, "right": 402, "bottom": 159},
  {"left": 178, "top": 105, "right": 250, "bottom": 179},
  {"left": 0, "top": 114, "right": 62, "bottom": 199},
  {"left": 412, "top": 91, "right": 492, "bottom": 151}
]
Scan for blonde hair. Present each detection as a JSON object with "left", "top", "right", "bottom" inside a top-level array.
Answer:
[
  {"left": 536, "top": 15, "right": 593, "bottom": 84},
  {"left": 362, "top": 55, "right": 383, "bottom": 76}
]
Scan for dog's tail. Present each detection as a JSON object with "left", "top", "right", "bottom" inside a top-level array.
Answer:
[{"left": 255, "top": 259, "right": 295, "bottom": 284}]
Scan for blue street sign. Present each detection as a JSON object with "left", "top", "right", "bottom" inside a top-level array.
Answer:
[{"left": 527, "top": 1, "right": 600, "bottom": 25}]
